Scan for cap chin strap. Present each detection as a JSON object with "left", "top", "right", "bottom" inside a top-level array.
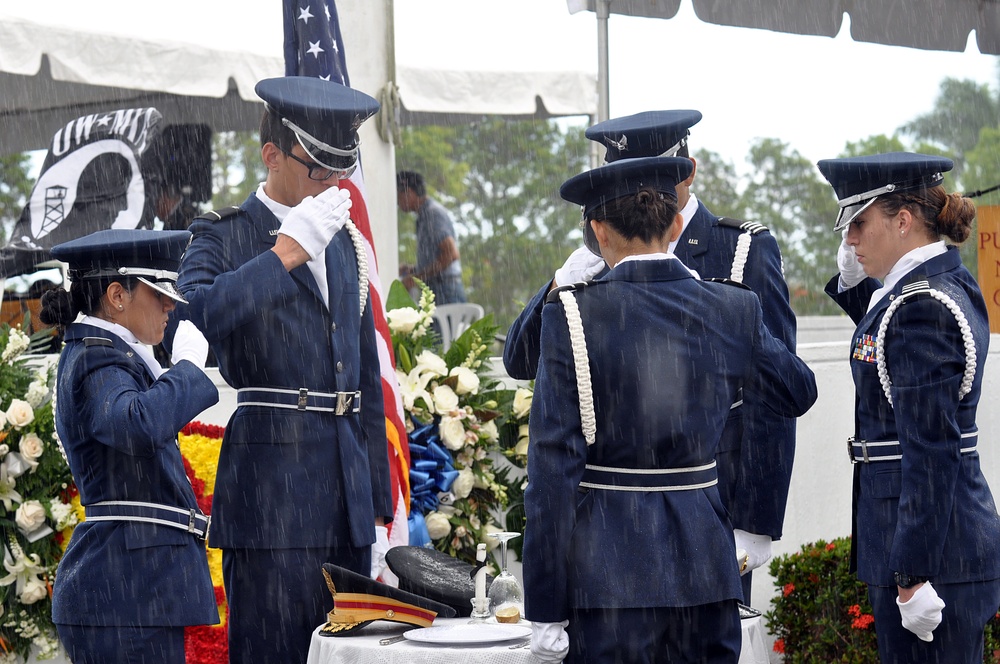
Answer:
[
  {"left": 71, "top": 266, "right": 179, "bottom": 281},
  {"left": 659, "top": 133, "right": 688, "bottom": 158},
  {"left": 281, "top": 117, "right": 358, "bottom": 160}
]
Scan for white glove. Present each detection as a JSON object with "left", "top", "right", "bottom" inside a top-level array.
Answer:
[
  {"left": 733, "top": 529, "right": 772, "bottom": 576},
  {"left": 837, "top": 230, "right": 867, "bottom": 289},
  {"left": 170, "top": 320, "right": 209, "bottom": 370},
  {"left": 553, "top": 246, "right": 606, "bottom": 287},
  {"left": 897, "top": 581, "right": 945, "bottom": 642},
  {"left": 277, "top": 186, "right": 352, "bottom": 260},
  {"left": 531, "top": 620, "right": 570, "bottom": 663},
  {"left": 370, "top": 525, "right": 390, "bottom": 580}
]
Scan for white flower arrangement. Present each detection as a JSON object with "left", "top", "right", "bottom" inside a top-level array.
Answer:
[
  {"left": 386, "top": 280, "right": 521, "bottom": 565},
  {"left": 0, "top": 324, "right": 72, "bottom": 662}
]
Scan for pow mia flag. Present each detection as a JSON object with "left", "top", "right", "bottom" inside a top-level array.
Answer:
[{"left": 0, "top": 107, "right": 162, "bottom": 278}]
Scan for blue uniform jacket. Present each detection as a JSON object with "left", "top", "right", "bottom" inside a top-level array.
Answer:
[
  {"left": 51, "top": 324, "right": 219, "bottom": 627},
  {"left": 826, "top": 246, "right": 1000, "bottom": 586},
  {"left": 176, "top": 193, "right": 391, "bottom": 550},
  {"left": 523, "top": 259, "right": 816, "bottom": 623},
  {"left": 505, "top": 201, "right": 798, "bottom": 538}
]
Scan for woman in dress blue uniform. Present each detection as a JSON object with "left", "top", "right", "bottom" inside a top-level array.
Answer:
[
  {"left": 42, "top": 229, "right": 219, "bottom": 663},
  {"left": 822, "top": 152, "right": 1000, "bottom": 663},
  {"left": 522, "top": 156, "right": 817, "bottom": 664}
]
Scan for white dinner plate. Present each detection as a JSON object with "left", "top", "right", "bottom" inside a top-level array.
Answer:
[{"left": 403, "top": 623, "right": 531, "bottom": 645}]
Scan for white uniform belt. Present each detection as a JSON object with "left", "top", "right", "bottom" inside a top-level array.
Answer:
[
  {"left": 237, "top": 387, "right": 361, "bottom": 414},
  {"left": 579, "top": 461, "right": 718, "bottom": 492},
  {"left": 848, "top": 431, "right": 978, "bottom": 463},
  {"left": 85, "top": 500, "right": 210, "bottom": 540}
]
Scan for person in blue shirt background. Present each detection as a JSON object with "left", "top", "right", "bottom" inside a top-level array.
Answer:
[
  {"left": 43, "top": 229, "right": 218, "bottom": 664},
  {"left": 823, "top": 152, "right": 1000, "bottom": 663},
  {"left": 397, "top": 170, "right": 467, "bottom": 304},
  {"left": 523, "top": 156, "right": 817, "bottom": 663}
]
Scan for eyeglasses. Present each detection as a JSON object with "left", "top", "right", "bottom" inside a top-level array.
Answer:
[{"left": 282, "top": 149, "right": 360, "bottom": 182}]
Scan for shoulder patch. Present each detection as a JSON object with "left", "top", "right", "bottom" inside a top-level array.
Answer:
[
  {"left": 193, "top": 206, "right": 241, "bottom": 223},
  {"left": 717, "top": 217, "right": 769, "bottom": 235},
  {"left": 545, "top": 280, "right": 597, "bottom": 304},
  {"left": 83, "top": 337, "right": 113, "bottom": 347},
  {"left": 704, "top": 277, "right": 752, "bottom": 291}
]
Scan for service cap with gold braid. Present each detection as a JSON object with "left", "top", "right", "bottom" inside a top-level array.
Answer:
[{"left": 319, "top": 563, "right": 456, "bottom": 636}]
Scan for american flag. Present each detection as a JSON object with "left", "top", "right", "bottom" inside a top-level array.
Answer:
[{"left": 283, "top": 1, "right": 411, "bottom": 563}]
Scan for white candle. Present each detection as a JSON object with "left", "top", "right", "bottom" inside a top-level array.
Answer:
[{"left": 474, "top": 543, "right": 487, "bottom": 611}]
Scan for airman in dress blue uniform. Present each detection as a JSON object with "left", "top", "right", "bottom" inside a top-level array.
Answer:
[
  {"left": 505, "top": 111, "right": 797, "bottom": 600},
  {"left": 173, "top": 77, "right": 392, "bottom": 664},
  {"left": 522, "top": 156, "right": 817, "bottom": 663},
  {"left": 822, "top": 153, "right": 1000, "bottom": 663},
  {"left": 46, "top": 229, "right": 219, "bottom": 664}
]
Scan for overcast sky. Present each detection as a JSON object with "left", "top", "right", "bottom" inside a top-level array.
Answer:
[{"left": 395, "top": 0, "right": 999, "bottom": 170}]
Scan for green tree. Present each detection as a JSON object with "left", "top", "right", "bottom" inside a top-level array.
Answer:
[
  {"left": 691, "top": 148, "right": 742, "bottom": 219},
  {"left": 900, "top": 78, "right": 1000, "bottom": 179},
  {"left": 0, "top": 153, "right": 33, "bottom": 245},
  {"left": 739, "top": 138, "right": 842, "bottom": 314},
  {"left": 212, "top": 131, "right": 267, "bottom": 208}
]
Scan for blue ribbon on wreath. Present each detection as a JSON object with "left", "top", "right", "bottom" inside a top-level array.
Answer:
[{"left": 407, "top": 419, "right": 460, "bottom": 544}]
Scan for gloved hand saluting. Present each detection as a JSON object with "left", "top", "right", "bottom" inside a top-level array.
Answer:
[
  {"left": 837, "top": 229, "right": 867, "bottom": 290},
  {"left": 278, "top": 186, "right": 352, "bottom": 260},
  {"left": 734, "top": 529, "right": 772, "bottom": 576},
  {"left": 553, "top": 247, "right": 606, "bottom": 287},
  {"left": 897, "top": 582, "right": 945, "bottom": 642},
  {"left": 170, "top": 320, "right": 210, "bottom": 371},
  {"left": 531, "top": 620, "right": 570, "bottom": 663}
]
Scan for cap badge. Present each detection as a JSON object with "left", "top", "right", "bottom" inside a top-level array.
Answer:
[{"left": 605, "top": 134, "right": 628, "bottom": 153}]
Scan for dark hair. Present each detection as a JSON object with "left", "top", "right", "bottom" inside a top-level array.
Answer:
[
  {"left": 259, "top": 108, "right": 296, "bottom": 153},
  {"left": 396, "top": 170, "right": 426, "bottom": 196},
  {"left": 876, "top": 186, "right": 976, "bottom": 244},
  {"left": 589, "top": 187, "right": 679, "bottom": 244},
  {"left": 39, "top": 277, "right": 139, "bottom": 328}
]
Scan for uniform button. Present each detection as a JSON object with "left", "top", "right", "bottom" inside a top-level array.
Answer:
[
  {"left": 331, "top": 322, "right": 337, "bottom": 332},
  {"left": 336, "top": 361, "right": 344, "bottom": 372}
]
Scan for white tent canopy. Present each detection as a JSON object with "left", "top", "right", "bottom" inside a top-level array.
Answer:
[{"left": 0, "top": 6, "right": 596, "bottom": 153}]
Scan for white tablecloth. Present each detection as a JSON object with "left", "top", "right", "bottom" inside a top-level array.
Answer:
[{"left": 306, "top": 616, "right": 770, "bottom": 664}]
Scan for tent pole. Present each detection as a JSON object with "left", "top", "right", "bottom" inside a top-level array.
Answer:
[{"left": 596, "top": 0, "right": 610, "bottom": 122}]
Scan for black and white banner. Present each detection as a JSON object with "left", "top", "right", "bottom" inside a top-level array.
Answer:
[{"left": 0, "top": 107, "right": 162, "bottom": 278}]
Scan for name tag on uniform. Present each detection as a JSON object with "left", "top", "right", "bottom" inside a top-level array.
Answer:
[{"left": 852, "top": 334, "right": 877, "bottom": 363}]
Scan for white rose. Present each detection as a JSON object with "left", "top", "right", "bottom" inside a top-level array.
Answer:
[
  {"left": 480, "top": 420, "right": 499, "bottom": 443},
  {"left": 512, "top": 388, "right": 533, "bottom": 419},
  {"left": 424, "top": 511, "right": 452, "bottom": 540},
  {"left": 15, "top": 500, "right": 46, "bottom": 532},
  {"left": 19, "top": 576, "right": 47, "bottom": 605},
  {"left": 18, "top": 434, "right": 43, "bottom": 472},
  {"left": 5, "top": 400, "right": 33, "bottom": 429},
  {"left": 432, "top": 385, "right": 459, "bottom": 414},
  {"left": 25, "top": 382, "right": 48, "bottom": 409},
  {"left": 449, "top": 366, "right": 480, "bottom": 396},
  {"left": 439, "top": 415, "right": 466, "bottom": 451},
  {"left": 452, "top": 468, "right": 475, "bottom": 499},
  {"left": 386, "top": 307, "right": 422, "bottom": 334},
  {"left": 415, "top": 350, "right": 448, "bottom": 377},
  {"left": 514, "top": 424, "right": 530, "bottom": 456}
]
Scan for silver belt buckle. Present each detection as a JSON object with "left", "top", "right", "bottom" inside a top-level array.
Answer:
[
  {"left": 187, "top": 508, "right": 198, "bottom": 534},
  {"left": 298, "top": 388, "right": 309, "bottom": 411},
  {"left": 335, "top": 392, "right": 354, "bottom": 415},
  {"left": 848, "top": 437, "right": 870, "bottom": 463}
]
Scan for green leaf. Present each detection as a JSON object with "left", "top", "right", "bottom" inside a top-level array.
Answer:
[{"left": 386, "top": 279, "right": 417, "bottom": 311}]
